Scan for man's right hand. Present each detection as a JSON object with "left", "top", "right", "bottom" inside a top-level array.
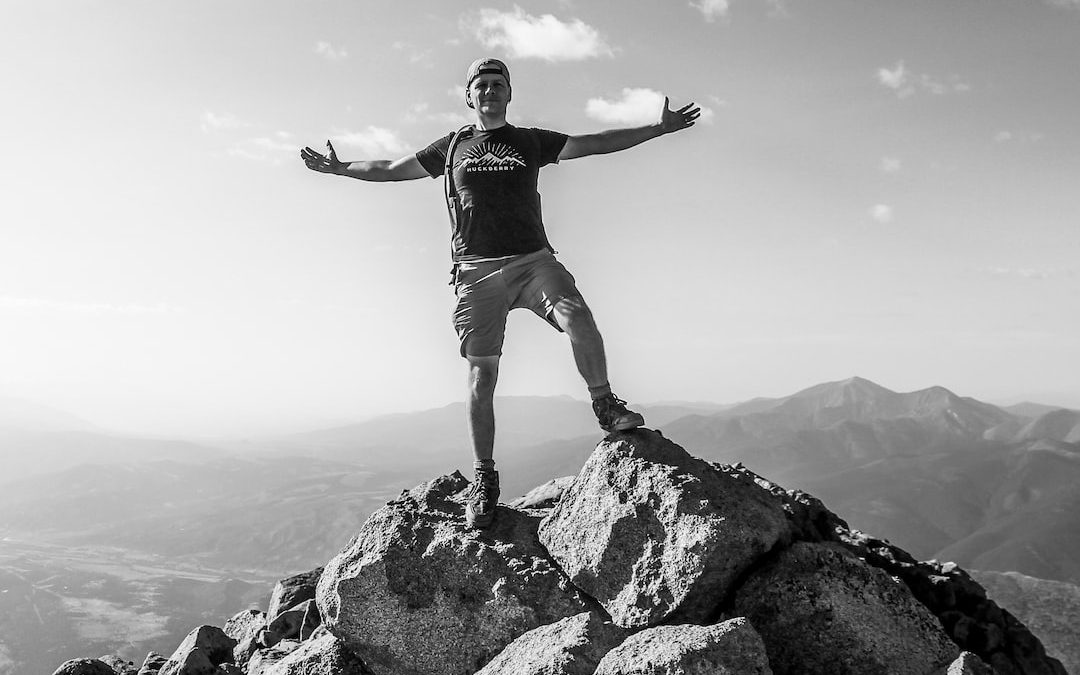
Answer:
[{"left": 301, "top": 141, "right": 346, "bottom": 174}]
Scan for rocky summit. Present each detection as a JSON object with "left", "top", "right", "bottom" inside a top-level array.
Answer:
[{"left": 53, "top": 429, "right": 1066, "bottom": 675}]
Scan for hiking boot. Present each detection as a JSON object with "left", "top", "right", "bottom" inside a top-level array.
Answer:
[
  {"left": 593, "top": 393, "right": 645, "bottom": 433},
  {"left": 465, "top": 468, "right": 500, "bottom": 529}
]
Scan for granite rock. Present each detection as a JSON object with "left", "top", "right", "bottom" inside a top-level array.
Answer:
[
  {"left": 539, "top": 430, "right": 788, "bottom": 627},
  {"left": 316, "top": 472, "right": 590, "bottom": 675},
  {"left": 593, "top": 618, "right": 772, "bottom": 675},
  {"left": 475, "top": 611, "right": 629, "bottom": 675}
]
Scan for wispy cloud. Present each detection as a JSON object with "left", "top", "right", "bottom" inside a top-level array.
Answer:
[
  {"left": 470, "top": 7, "right": 613, "bottom": 61},
  {"left": 200, "top": 111, "right": 248, "bottom": 133},
  {"left": 586, "top": 88, "right": 714, "bottom": 126},
  {"left": 404, "top": 102, "right": 472, "bottom": 127},
  {"left": 228, "top": 131, "right": 297, "bottom": 164},
  {"left": 877, "top": 61, "right": 911, "bottom": 96},
  {"left": 880, "top": 156, "right": 902, "bottom": 173},
  {"left": 392, "top": 41, "right": 434, "bottom": 65},
  {"left": 314, "top": 41, "right": 348, "bottom": 61},
  {"left": 982, "top": 265, "right": 1074, "bottom": 281},
  {"left": 251, "top": 132, "right": 296, "bottom": 153},
  {"left": 877, "top": 61, "right": 970, "bottom": 98},
  {"left": 0, "top": 297, "right": 183, "bottom": 315},
  {"left": 691, "top": 0, "right": 791, "bottom": 22},
  {"left": 335, "top": 126, "right": 409, "bottom": 156},
  {"left": 691, "top": 0, "right": 731, "bottom": 22},
  {"left": 869, "top": 204, "right": 894, "bottom": 224},
  {"left": 994, "top": 130, "right": 1045, "bottom": 144},
  {"left": 587, "top": 88, "right": 665, "bottom": 125}
]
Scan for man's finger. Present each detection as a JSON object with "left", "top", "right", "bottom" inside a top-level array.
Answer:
[
  {"left": 327, "top": 140, "right": 338, "bottom": 160},
  {"left": 663, "top": 96, "right": 671, "bottom": 111}
]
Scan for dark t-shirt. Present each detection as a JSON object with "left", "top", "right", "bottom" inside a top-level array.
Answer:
[{"left": 416, "top": 124, "right": 568, "bottom": 262}]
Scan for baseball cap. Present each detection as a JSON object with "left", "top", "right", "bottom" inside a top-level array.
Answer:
[{"left": 465, "top": 58, "right": 511, "bottom": 87}]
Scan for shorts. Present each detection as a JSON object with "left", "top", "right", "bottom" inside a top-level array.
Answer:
[{"left": 451, "top": 249, "right": 581, "bottom": 358}]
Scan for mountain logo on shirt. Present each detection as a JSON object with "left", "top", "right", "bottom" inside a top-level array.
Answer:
[{"left": 460, "top": 142, "right": 526, "bottom": 173}]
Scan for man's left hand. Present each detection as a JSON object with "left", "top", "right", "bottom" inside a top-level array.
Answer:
[{"left": 659, "top": 97, "right": 701, "bottom": 134}]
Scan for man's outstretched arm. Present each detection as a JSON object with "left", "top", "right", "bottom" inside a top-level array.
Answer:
[
  {"left": 301, "top": 141, "right": 428, "bottom": 182},
  {"left": 558, "top": 97, "right": 700, "bottom": 161}
]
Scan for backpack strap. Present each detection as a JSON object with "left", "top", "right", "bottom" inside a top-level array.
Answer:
[{"left": 443, "top": 125, "right": 473, "bottom": 229}]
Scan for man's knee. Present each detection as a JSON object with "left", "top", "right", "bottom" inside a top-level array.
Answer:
[
  {"left": 553, "top": 296, "right": 598, "bottom": 335},
  {"left": 467, "top": 356, "right": 500, "bottom": 397}
]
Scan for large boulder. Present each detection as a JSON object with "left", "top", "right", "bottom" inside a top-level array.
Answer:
[
  {"left": 137, "top": 652, "right": 168, "bottom": 675},
  {"left": 268, "top": 568, "right": 324, "bottom": 623},
  {"left": 98, "top": 655, "right": 139, "bottom": 674},
  {"left": 263, "top": 634, "right": 371, "bottom": 675},
  {"left": 247, "top": 641, "right": 302, "bottom": 675},
  {"left": 260, "top": 598, "right": 323, "bottom": 644},
  {"left": 732, "top": 541, "right": 959, "bottom": 674},
  {"left": 538, "top": 430, "right": 788, "bottom": 627},
  {"left": 510, "top": 475, "right": 576, "bottom": 510},
  {"left": 159, "top": 625, "right": 237, "bottom": 675},
  {"left": 721, "top": 462, "right": 1069, "bottom": 675},
  {"left": 316, "top": 472, "right": 591, "bottom": 675},
  {"left": 223, "top": 608, "right": 265, "bottom": 643},
  {"left": 51, "top": 659, "right": 116, "bottom": 675},
  {"left": 593, "top": 618, "right": 772, "bottom": 675},
  {"left": 475, "top": 612, "right": 629, "bottom": 675}
]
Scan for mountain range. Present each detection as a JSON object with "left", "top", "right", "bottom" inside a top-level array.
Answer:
[{"left": 1, "top": 378, "right": 1078, "bottom": 673}]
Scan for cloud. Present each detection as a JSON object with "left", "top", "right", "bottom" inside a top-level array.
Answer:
[
  {"left": 392, "top": 41, "right": 434, "bottom": 65},
  {"left": 251, "top": 132, "right": 296, "bottom": 153},
  {"left": 470, "top": 7, "right": 613, "bottom": 61},
  {"left": 404, "top": 102, "right": 472, "bottom": 127},
  {"left": 227, "top": 131, "right": 298, "bottom": 164},
  {"left": 994, "top": 130, "right": 1045, "bottom": 144},
  {"left": 0, "top": 297, "right": 182, "bottom": 315},
  {"left": 691, "top": 0, "right": 732, "bottom": 22},
  {"left": 877, "top": 61, "right": 911, "bottom": 95},
  {"left": 335, "top": 126, "right": 409, "bottom": 156},
  {"left": 869, "top": 204, "right": 894, "bottom": 224},
  {"left": 691, "top": 0, "right": 791, "bottom": 22},
  {"left": 586, "top": 88, "right": 714, "bottom": 126},
  {"left": 982, "top": 265, "right": 1074, "bottom": 281},
  {"left": 200, "top": 111, "right": 248, "bottom": 133},
  {"left": 877, "top": 61, "right": 970, "bottom": 98},
  {"left": 586, "top": 88, "right": 666, "bottom": 125},
  {"left": 315, "top": 41, "right": 348, "bottom": 61},
  {"left": 880, "top": 156, "right": 902, "bottom": 173}
]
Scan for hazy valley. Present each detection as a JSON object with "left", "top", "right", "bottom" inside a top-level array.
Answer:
[{"left": 2, "top": 379, "right": 1079, "bottom": 673}]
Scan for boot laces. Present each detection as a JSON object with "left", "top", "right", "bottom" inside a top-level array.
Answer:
[{"left": 473, "top": 471, "right": 498, "bottom": 503}]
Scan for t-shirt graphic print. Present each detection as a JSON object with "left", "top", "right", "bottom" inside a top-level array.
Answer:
[
  {"left": 461, "top": 142, "right": 526, "bottom": 173},
  {"left": 416, "top": 125, "right": 569, "bottom": 261}
]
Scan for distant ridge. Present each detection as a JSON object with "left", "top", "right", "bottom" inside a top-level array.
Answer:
[
  {"left": 0, "top": 394, "right": 98, "bottom": 432},
  {"left": 1004, "top": 401, "right": 1078, "bottom": 418}
]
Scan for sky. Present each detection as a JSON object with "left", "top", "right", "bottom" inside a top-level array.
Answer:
[{"left": 1, "top": 0, "right": 1078, "bottom": 436}]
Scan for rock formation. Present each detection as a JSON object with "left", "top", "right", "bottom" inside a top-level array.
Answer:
[
  {"left": 315, "top": 471, "right": 592, "bottom": 675},
  {"left": 538, "top": 434, "right": 789, "bottom": 627},
  {"left": 54, "top": 429, "right": 1066, "bottom": 675}
]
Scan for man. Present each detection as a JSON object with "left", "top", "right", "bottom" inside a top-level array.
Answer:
[{"left": 301, "top": 58, "right": 699, "bottom": 529}]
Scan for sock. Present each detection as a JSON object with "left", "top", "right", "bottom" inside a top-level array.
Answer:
[
  {"left": 588, "top": 382, "right": 612, "bottom": 400},
  {"left": 474, "top": 459, "right": 496, "bottom": 472}
]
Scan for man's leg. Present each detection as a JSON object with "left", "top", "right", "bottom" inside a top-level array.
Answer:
[
  {"left": 465, "top": 354, "right": 500, "bottom": 463},
  {"left": 551, "top": 295, "right": 607, "bottom": 389},
  {"left": 464, "top": 354, "right": 502, "bottom": 529},
  {"left": 552, "top": 295, "right": 644, "bottom": 432}
]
